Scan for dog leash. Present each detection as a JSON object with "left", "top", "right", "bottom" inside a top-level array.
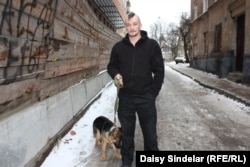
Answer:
[
  {"left": 114, "top": 86, "right": 120, "bottom": 127},
  {"left": 113, "top": 75, "right": 123, "bottom": 127}
]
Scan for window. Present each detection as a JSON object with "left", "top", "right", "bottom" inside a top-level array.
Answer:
[
  {"left": 194, "top": 5, "right": 198, "bottom": 19},
  {"left": 214, "top": 23, "right": 222, "bottom": 52},
  {"left": 203, "top": 0, "right": 208, "bottom": 13}
]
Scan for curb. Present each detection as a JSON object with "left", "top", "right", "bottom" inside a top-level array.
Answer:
[{"left": 169, "top": 67, "right": 250, "bottom": 107}]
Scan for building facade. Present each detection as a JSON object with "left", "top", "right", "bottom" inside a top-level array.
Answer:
[
  {"left": 0, "top": 0, "right": 129, "bottom": 166},
  {"left": 0, "top": 0, "right": 129, "bottom": 118},
  {"left": 190, "top": 0, "right": 250, "bottom": 83}
]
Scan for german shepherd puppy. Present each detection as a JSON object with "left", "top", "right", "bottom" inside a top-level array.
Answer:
[{"left": 93, "top": 116, "right": 122, "bottom": 160}]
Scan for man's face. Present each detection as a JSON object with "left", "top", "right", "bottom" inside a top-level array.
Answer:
[{"left": 125, "top": 15, "right": 141, "bottom": 37}]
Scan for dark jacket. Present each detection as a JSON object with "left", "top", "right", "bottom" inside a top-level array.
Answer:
[{"left": 107, "top": 30, "right": 164, "bottom": 97}]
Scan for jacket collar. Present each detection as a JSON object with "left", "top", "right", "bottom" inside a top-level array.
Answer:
[{"left": 123, "top": 30, "right": 148, "bottom": 46}]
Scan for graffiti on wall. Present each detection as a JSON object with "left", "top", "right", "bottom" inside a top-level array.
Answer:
[{"left": 0, "top": 0, "right": 56, "bottom": 84}]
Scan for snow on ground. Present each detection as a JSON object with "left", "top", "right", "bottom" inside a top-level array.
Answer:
[
  {"left": 166, "top": 62, "right": 250, "bottom": 113},
  {"left": 167, "top": 61, "right": 220, "bottom": 79},
  {"left": 41, "top": 63, "right": 250, "bottom": 167},
  {"left": 41, "top": 83, "right": 118, "bottom": 167}
]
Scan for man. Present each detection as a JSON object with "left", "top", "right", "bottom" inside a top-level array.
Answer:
[{"left": 107, "top": 12, "right": 164, "bottom": 167}]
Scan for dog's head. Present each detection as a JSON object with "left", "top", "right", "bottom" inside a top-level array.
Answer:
[{"left": 109, "top": 127, "right": 122, "bottom": 148}]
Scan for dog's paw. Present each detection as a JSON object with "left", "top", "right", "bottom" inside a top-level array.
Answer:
[
  {"left": 100, "top": 156, "right": 106, "bottom": 161},
  {"left": 94, "top": 143, "right": 99, "bottom": 148}
]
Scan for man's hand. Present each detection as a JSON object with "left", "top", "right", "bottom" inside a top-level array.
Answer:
[{"left": 114, "top": 74, "right": 123, "bottom": 88}]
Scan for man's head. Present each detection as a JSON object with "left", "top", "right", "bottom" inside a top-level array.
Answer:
[{"left": 125, "top": 12, "right": 142, "bottom": 37}]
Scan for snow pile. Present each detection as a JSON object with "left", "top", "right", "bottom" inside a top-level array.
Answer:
[{"left": 41, "top": 83, "right": 118, "bottom": 167}]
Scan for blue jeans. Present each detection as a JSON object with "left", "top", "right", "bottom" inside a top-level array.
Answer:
[{"left": 118, "top": 89, "right": 159, "bottom": 166}]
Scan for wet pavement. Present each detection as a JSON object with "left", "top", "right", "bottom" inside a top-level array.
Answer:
[{"left": 83, "top": 63, "right": 250, "bottom": 167}]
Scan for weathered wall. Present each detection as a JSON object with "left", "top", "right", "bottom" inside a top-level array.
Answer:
[
  {"left": 243, "top": 0, "right": 250, "bottom": 82},
  {"left": 190, "top": 0, "right": 250, "bottom": 82},
  {"left": 0, "top": 0, "right": 121, "bottom": 115},
  {"left": 191, "top": 0, "right": 236, "bottom": 58},
  {"left": 0, "top": 71, "right": 112, "bottom": 167},
  {"left": 0, "top": 0, "right": 124, "bottom": 166}
]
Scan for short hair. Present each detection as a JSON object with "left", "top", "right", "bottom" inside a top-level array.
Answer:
[
  {"left": 127, "top": 12, "right": 141, "bottom": 23},
  {"left": 128, "top": 12, "right": 136, "bottom": 20}
]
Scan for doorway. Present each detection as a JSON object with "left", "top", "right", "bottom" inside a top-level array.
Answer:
[{"left": 236, "top": 14, "right": 245, "bottom": 72}]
